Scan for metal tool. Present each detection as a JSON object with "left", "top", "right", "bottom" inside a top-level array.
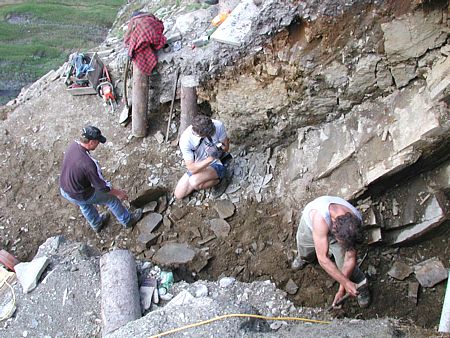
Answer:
[
  {"left": 165, "top": 67, "right": 180, "bottom": 143},
  {"left": 327, "top": 278, "right": 367, "bottom": 311},
  {"left": 97, "top": 65, "right": 116, "bottom": 113}
]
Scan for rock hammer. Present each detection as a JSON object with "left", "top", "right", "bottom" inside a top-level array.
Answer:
[{"left": 327, "top": 278, "right": 367, "bottom": 311}]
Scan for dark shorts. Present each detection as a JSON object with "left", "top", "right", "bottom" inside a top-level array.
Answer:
[{"left": 187, "top": 162, "right": 225, "bottom": 179}]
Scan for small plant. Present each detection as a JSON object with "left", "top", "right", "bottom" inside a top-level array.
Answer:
[{"left": 185, "top": 3, "right": 209, "bottom": 11}]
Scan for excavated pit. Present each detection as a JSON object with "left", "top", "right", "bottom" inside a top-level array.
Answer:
[{"left": 0, "top": 0, "right": 449, "bottom": 334}]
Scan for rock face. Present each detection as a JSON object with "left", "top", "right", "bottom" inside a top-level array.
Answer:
[
  {"left": 2, "top": 0, "right": 446, "bottom": 256},
  {"left": 113, "top": 1, "right": 450, "bottom": 247},
  {"left": 1, "top": 1, "right": 449, "bottom": 336},
  {"left": 189, "top": 1, "right": 450, "bottom": 245},
  {"left": 381, "top": 10, "right": 447, "bottom": 63}
]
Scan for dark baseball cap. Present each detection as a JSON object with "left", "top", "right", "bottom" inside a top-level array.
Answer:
[{"left": 81, "top": 126, "right": 106, "bottom": 143}]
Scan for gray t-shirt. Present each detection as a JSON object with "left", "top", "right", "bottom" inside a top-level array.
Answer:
[
  {"left": 302, "top": 196, "right": 361, "bottom": 231},
  {"left": 179, "top": 119, "right": 227, "bottom": 163}
]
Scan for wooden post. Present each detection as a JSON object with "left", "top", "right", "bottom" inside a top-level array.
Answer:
[
  {"left": 100, "top": 249, "right": 141, "bottom": 336},
  {"left": 132, "top": 65, "right": 149, "bottom": 137},
  {"left": 178, "top": 75, "right": 199, "bottom": 139}
]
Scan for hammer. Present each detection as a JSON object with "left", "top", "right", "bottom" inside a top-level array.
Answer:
[{"left": 327, "top": 278, "right": 367, "bottom": 311}]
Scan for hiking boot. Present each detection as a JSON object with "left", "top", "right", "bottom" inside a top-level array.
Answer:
[
  {"left": 220, "top": 152, "right": 233, "bottom": 165},
  {"left": 211, "top": 175, "right": 231, "bottom": 199},
  {"left": 291, "top": 257, "right": 308, "bottom": 270},
  {"left": 125, "top": 208, "right": 143, "bottom": 229},
  {"left": 93, "top": 213, "right": 110, "bottom": 233},
  {"left": 357, "top": 285, "right": 371, "bottom": 308}
]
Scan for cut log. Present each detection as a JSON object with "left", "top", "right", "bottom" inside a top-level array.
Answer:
[
  {"left": 100, "top": 249, "right": 141, "bottom": 336},
  {"left": 178, "top": 75, "right": 199, "bottom": 139},
  {"left": 131, "top": 65, "right": 149, "bottom": 137}
]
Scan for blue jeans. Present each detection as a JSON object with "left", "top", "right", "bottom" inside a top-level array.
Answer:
[
  {"left": 60, "top": 188, "right": 131, "bottom": 230},
  {"left": 187, "top": 162, "right": 225, "bottom": 179}
]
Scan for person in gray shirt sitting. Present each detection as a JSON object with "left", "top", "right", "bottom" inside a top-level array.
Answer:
[{"left": 174, "top": 114, "right": 230, "bottom": 200}]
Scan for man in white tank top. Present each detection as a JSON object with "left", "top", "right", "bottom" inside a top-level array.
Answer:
[{"left": 292, "top": 196, "right": 370, "bottom": 308}]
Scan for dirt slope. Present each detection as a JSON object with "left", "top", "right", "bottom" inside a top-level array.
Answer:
[{"left": 0, "top": 75, "right": 448, "bottom": 333}]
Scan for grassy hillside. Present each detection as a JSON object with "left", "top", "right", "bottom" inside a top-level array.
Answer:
[{"left": 0, "top": 0, "right": 126, "bottom": 105}]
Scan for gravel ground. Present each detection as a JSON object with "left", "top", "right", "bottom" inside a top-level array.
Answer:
[{"left": 0, "top": 236, "right": 436, "bottom": 338}]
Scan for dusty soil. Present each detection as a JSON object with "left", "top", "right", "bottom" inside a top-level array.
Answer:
[{"left": 0, "top": 78, "right": 448, "bottom": 334}]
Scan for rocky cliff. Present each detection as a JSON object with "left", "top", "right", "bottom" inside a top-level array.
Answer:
[
  {"left": 0, "top": 0, "right": 449, "bottom": 336},
  {"left": 106, "top": 0, "right": 450, "bottom": 245}
]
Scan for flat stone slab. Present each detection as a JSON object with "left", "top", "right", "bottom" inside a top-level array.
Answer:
[
  {"left": 285, "top": 279, "right": 298, "bottom": 295},
  {"left": 137, "top": 233, "right": 159, "bottom": 248},
  {"left": 387, "top": 261, "right": 413, "bottom": 280},
  {"left": 213, "top": 200, "right": 235, "bottom": 219},
  {"left": 130, "top": 187, "right": 166, "bottom": 208},
  {"left": 209, "top": 218, "right": 231, "bottom": 238},
  {"left": 382, "top": 193, "right": 448, "bottom": 244},
  {"left": 15, "top": 256, "right": 50, "bottom": 293},
  {"left": 157, "top": 195, "right": 168, "bottom": 213},
  {"left": 153, "top": 243, "right": 196, "bottom": 266},
  {"left": 166, "top": 290, "right": 195, "bottom": 308},
  {"left": 210, "top": 0, "right": 260, "bottom": 46},
  {"left": 137, "top": 213, "right": 163, "bottom": 235},
  {"left": 168, "top": 206, "right": 187, "bottom": 222},
  {"left": 408, "top": 282, "right": 419, "bottom": 304},
  {"left": 154, "top": 131, "right": 164, "bottom": 144},
  {"left": 142, "top": 201, "right": 157, "bottom": 213},
  {"left": 414, "top": 257, "right": 448, "bottom": 287}
]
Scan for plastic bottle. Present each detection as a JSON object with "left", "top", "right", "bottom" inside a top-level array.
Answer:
[
  {"left": 211, "top": 11, "right": 230, "bottom": 27},
  {"left": 192, "top": 36, "right": 209, "bottom": 48},
  {"left": 159, "top": 271, "right": 174, "bottom": 291}
]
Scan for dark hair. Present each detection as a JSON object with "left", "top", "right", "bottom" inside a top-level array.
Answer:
[
  {"left": 192, "top": 114, "right": 215, "bottom": 138},
  {"left": 331, "top": 212, "right": 364, "bottom": 251}
]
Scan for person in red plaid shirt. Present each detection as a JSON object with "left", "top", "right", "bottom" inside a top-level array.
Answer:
[{"left": 124, "top": 12, "right": 167, "bottom": 75}]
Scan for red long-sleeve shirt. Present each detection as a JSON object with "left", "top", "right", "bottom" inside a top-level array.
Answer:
[{"left": 124, "top": 13, "right": 167, "bottom": 75}]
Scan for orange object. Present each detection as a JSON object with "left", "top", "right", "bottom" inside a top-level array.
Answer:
[
  {"left": 211, "top": 11, "right": 230, "bottom": 27},
  {"left": 0, "top": 249, "right": 20, "bottom": 272}
]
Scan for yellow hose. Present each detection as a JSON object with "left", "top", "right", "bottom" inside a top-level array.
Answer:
[{"left": 149, "top": 313, "right": 331, "bottom": 338}]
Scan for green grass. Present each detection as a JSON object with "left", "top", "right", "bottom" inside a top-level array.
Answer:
[
  {"left": 0, "top": 0, "right": 125, "bottom": 102},
  {"left": 0, "top": 1, "right": 125, "bottom": 25}
]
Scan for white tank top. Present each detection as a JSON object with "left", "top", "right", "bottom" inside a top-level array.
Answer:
[{"left": 302, "top": 196, "right": 362, "bottom": 231}]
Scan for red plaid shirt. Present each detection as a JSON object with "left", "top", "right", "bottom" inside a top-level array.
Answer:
[{"left": 124, "top": 14, "right": 167, "bottom": 75}]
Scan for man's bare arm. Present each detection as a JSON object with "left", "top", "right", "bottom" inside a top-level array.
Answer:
[
  {"left": 185, "top": 157, "right": 215, "bottom": 174},
  {"left": 311, "top": 211, "right": 358, "bottom": 298},
  {"left": 221, "top": 137, "right": 230, "bottom": 153},
  {"left": 333, "top": 249, "right": 358, "bottom": 304},
  {"left": 110, "top": 187, "right": 128, "bottom": 201}
]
